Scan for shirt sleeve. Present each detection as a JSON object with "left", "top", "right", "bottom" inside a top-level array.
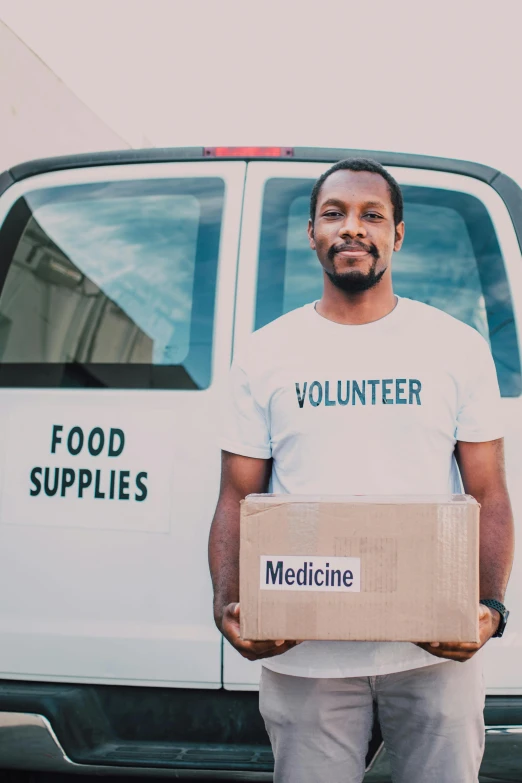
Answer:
[
  {"left": 220, "top": 356, "right": 272, "bottom": 459},
  {"left": 455, "top": 333, "right": 504, "bottom": 442}
]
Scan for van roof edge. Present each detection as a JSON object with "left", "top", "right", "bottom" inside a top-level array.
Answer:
[{"left": 3, "top": 146, "right": 500, "bottom": 187}]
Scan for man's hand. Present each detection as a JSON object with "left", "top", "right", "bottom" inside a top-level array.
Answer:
[
  {"left": 416, "top": 604, "right": 500, "bottom": 662},
  {"left": 219, "top": 603, "right": 299, "bottom": 661},
  {"left": 209, "top": 454, "right": 298, "bottom": 662}
]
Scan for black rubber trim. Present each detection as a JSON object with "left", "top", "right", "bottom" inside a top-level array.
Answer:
[
  {"left": 87, "top": 743, "right": 274, "bottom": 772},
  {"left": 8, "top": 148, "right": 204, "bottom": 183},
  {"left": 491, "top": 171, "right": 522, "bottom": 252},
  {"left": 292, "top": 147, "right": 500, "bottom": 183},
  {"left": 484, "top": 696, "right": 522, "bottom": 726},
  {"left": 1, "top": 147, "right": 521, "bottom": 253},
  {"left": 0, "top": 170, "right": 14, "bottom": 198}
]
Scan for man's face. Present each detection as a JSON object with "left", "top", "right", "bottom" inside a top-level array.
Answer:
[{"left": 308, "top": 170, "right": 405, "bottom": 294}]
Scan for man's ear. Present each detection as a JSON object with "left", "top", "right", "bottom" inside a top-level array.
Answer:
[
  {"left": 393, "top": 221, "right": 405, "bottom": 252},
  {"left": 308, "top": 219, "right": 316, "bottom": 251}
]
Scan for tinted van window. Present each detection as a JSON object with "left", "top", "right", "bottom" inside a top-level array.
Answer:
[
  {"left": 255, "top": 178, "right": 521, "bottom": 397},
  {"left": 0, "top": 178, "right": 225, "bottom": 389}
]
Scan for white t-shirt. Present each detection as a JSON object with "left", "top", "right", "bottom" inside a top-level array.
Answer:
[{"left": 221, "top": 297, "right": 503, "bottom": 677}]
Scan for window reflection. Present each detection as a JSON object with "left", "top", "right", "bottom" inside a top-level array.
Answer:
[{"left": 0, "top": 178, "right": 224, "bottom": 389}]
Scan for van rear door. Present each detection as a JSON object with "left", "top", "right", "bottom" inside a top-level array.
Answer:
[
  {"left": 0, "top": 160, "right": 245, "bottom": 688},
  {"left": 225, "top": 160, "right": 522, "bottom": 693}
]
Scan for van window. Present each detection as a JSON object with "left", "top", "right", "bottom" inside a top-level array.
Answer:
[
  {"left": 0, "top": 177, "right": 225, "bottom": 389},
  {"left": 255, "top": 178, "right": 521, "bottom": 397}
]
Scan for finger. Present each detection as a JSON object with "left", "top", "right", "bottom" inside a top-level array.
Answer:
[
  {"left": 415, "top": 642, "right": 476, "bottom": 662},
  {"left": 420, "top": 642, "right": 480, "bottom": 652},
  {"left": 237, "top": 640, "right": 299, "bottom": 660},
  {"left": 223, "top": 602, "right": 240, "bottom": 623},
  {"left": 224, "top": 604, "right": 286, "bottom": 649},
  {"left": 235, "top": 639, "right": 288, "bottom": 655},
  {"left": 222, "top": 616, "right": 242, "bottom": 641},
  {"left": 254, "top": 641, "right": 299, "bottom": 658},
  {"left": 246, "top": 639, "right": 294, "bottom": 653},
  {"left": 239, "top": 635, "right": 293, "bottom": 648}
]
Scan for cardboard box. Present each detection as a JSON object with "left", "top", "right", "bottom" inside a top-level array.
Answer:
[{"left": 240, "top": 494, "right": 480, "bottom": 643}]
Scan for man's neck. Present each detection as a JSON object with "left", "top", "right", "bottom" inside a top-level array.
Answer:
[{"left": 315, "top": 278, "right": 397, "bottom": 326}]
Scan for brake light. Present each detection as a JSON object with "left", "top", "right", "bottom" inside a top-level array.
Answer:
[{"left": 204, "top": 146, "right": 294, "bottom": 158}]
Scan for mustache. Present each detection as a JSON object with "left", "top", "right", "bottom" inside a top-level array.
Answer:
[{"left": 327, "top": 241, "right": 379, "bottom": 262}]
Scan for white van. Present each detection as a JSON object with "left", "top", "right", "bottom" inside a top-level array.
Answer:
[{"left": 0, "top": 146, "right": 520, "bottom": 780}]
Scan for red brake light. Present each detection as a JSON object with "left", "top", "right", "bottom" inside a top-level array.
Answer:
[{"left": 204, "top": 146, "right": 294, "bottom": 158}]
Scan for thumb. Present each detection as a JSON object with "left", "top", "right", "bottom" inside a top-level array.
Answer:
[
  {"left": 230, "top": 603, "right": 240, "bottom": 617},
  {"left": 479, "top": 603, "right": 490, "bottom": 621}
]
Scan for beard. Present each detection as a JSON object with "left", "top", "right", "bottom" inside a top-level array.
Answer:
[{"left": 325, "top": 241, "right": 386, "bottom": 294}]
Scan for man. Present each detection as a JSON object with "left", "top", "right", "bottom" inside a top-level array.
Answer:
[{"left": 208, "top": 158, "right": 514, "bottom": 782}]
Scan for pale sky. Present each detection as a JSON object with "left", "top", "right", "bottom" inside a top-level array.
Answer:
[{"left": 1, "top": 0, "right": 521, "bottom": 182}]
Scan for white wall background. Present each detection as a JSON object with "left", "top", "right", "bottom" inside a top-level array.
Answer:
[
  {"left": 0, "top": 20, "right": 129, "bottom": 171},
  {"left": 0, "top": 0, "right": 520, "bottom": 181}
]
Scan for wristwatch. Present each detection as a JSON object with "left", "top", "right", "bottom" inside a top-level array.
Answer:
[{"left": 480, "top": 599, "right": 509, "bottom": 637}]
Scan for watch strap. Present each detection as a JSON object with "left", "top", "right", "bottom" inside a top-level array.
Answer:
[{"left": 480, "top": 599, "right": 508, "bottom": 637}]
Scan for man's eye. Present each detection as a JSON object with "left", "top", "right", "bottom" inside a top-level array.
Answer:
[
  {"left": 366, "top": 212, "right": 383, "bottom": 219},
  {"left": 323, "top": 211, "right": 342, "bottom": 218}
]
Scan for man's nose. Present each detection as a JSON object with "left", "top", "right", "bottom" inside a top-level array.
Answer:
[{"left": 339, "top": 215, "right": 366, "bottom": 238}]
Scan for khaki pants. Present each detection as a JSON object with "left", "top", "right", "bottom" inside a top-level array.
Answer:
[{"left": 260, "top": 655, "right": 485, "bottom": 783}]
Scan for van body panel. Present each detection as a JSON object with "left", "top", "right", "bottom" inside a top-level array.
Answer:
[
  {"left": 0, "top": 161, "right": 246, "bottom": 687},
  {"left": 0, "top": 149, "right": 521, "bottom": 777}
]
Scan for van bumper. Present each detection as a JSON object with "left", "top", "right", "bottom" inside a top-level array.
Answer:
[
  {"left": 2, "top": 712, "right": 522, "bottom": 780},
  {"left": 0, "top": 687, "right": 521, "bottom": 780},
  {"left": 0, "top": 711, "right": 274, "bottom": 779}
]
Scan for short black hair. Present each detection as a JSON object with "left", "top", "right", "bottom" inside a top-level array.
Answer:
[{"left": 309, "top": 157, "right": 403, "bottom": 226}]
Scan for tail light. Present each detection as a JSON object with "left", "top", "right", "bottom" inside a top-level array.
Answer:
[{"left": 204, "top": 146, "right": 294, "bottom": 158}]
